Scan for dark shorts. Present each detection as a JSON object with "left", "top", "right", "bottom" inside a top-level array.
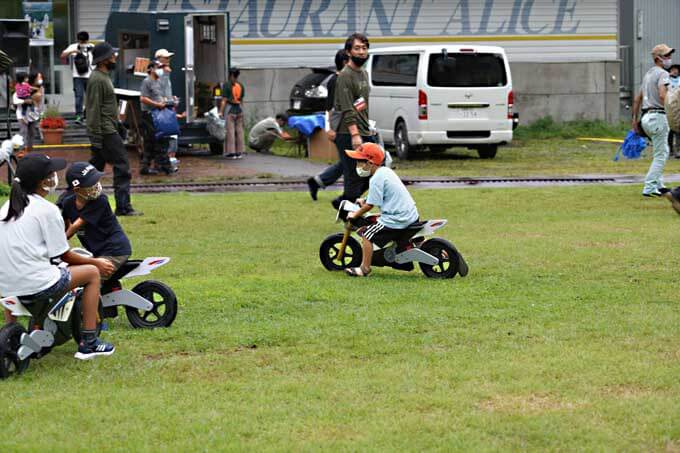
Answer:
[
  {"left": 358, "top": 222, "right": 407, "bottom": 248},
  {"left": 21, "top": 267, "right": 72, "bottom": 304}
]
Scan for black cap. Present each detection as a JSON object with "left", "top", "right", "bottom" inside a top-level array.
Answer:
[
  {"left": 66, "top": 162, "right": 104, "bottom": 188},
  {"left": 15, "top": 153, "right": 66, "bottom": 189},
  {"left": 92, "top": 42, "right": 116, "bottom": 65}
]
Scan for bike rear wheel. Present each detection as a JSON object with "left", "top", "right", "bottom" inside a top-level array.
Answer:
[
  {"left": 126, "top": 280, "right": 178, "bottom": 328},
  {"left": 418, "top": 238, "right": 467, "bottom": 279}
]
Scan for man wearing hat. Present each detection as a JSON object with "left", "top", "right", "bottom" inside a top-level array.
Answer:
[
  {"left": 139, "top": 60, "right": 173, "bottom": 175},
  {"left": 85, "top": 41, "right": 142, "bottom": 216},
  {"left": 155, "top": 49, "right": 182, "bottom": 170},
  {"left": 631, "top": 43, "right": 674, "bottom": 197},
  {"left": 61, "top": 162, "right": 132, "bottom": 279}
]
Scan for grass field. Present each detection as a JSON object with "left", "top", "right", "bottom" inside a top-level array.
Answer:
[{"left": 1, "top": 186, "right": 680, "bottom": 450}]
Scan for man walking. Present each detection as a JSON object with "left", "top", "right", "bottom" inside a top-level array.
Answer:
[
  {"left": 333, "top": 33, "right": 374, "bottom": 205},
  {"left": 632, "top": 44, "right": 674, "bottom": 197},
  {"left": 86, "top": 42, "right": 141, "bottom": 216},
  {"left": 307, "top": 49, "right": 349, "bottom": 202},
  {"left": 60, "top": 31, "right": 93, "bottom": 125}
]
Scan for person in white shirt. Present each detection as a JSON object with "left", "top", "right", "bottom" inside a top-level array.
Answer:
[
  {"left": 1, "top": 153, "right": 116, "bottom": 359},
  {"left": 60, "top": 31, "right": 93, "bottom": 125},
  {"left": 248, "top": 114, "right": 291, "bottom": 153}
]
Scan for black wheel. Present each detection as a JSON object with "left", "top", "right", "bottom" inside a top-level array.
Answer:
[
  {"left": 477, "top": 145, "right": 498, "bottom": 159},
  {"left": 0, "top": 323, "right": 30, "bottom": 379},
  {"left": 209, "top": 142, "right": 223, "bottom": 155},
  {"left": 319, "top": 233, "right": 363, "bottom": 271},
  {"left": 72, "top": 296, "right": 104, "bottom": 345},
  {"left": 126, "top": 280, "right": 178, "bottom": 328},
  {"left": 394, "top": 121, "right": 411, "bottom": 160},
  {"left": 419, "top": 238, "right": 468, "bottom": 279}
]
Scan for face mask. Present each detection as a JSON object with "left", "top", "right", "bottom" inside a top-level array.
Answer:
[
  {"left": 37, "top": 79, "right": 43, "bottom": 86},
  {"left": 351, "top": 55, "right": 368, "bottom": 67},
  {"left": 78, "top": 182, "right": 102, "bottom": 201},
  {"left": 105, "top": 61, "right": 116, "bottom": 70},
  {"left": 42, "top": 173, "right": 58, "bottom": 194},
  {"left": 155, "top": 68, "right": 164, "bottom": 78},
  {"left": 356, "top": 165, "right": 371, "bottom": 178},
  {"left": 662, "top": 58, "right": 672, "bottom": 69}
]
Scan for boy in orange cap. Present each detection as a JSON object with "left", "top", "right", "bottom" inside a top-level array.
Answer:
[{"left": 345, "top": 143, "right": 419, "bottom": 277}]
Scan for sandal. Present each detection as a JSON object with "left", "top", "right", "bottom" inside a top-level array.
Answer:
[{"left": 346, "top": 266, "right": 371, "bottom": 277}]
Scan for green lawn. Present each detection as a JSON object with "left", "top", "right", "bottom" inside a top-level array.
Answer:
[{"left": 2, "top": 186, "right": 680, "bottom": 451}]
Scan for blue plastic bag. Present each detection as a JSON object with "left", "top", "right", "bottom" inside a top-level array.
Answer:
[
  {"left": 152, "top": 108, "right": 180, "bottom": 140},
  {"left": 613, "top": 130, "right": 647, "bottom": 161},
  {"left": 287, "top": 114, "right": 326, "bottom": 137}
]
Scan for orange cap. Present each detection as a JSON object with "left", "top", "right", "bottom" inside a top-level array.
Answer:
[{"left": 345, "top": 142, "right": 385, "bottom": 166}]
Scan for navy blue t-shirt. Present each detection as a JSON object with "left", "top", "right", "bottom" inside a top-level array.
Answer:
[{"left": 61, "top": 193, "right": 132, "bottom": 257}]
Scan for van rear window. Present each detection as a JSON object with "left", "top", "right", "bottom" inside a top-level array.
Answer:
[
  {"left": 371, "top": 54, "right": 419, "bottom": 87},
  {"left": 427, "top": 53, "right": 507, "bottom": 87}
]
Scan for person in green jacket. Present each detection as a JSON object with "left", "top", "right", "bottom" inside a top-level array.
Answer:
[
  {"left": 219, "top": 68, "right": 245, "bottom": 159},
  {"left": 85, "top": 42, "right": 141, "bottom": 216}
]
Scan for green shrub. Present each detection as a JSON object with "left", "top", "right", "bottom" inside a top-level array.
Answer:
[{"left": 0, "top": 183, "right": 9, "bottom": 197}]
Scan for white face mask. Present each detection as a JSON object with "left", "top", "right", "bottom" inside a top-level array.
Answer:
[
  {"left": 662, "top": 57, "right": 673, "bottom": 69},
  {"left": 155, "top": 68, "right": 164, "bottom": 78},
  {"left": 78, "top": 182, "right": 102, "bottom": 200},
  {"left": 356, "top": 165, "right": 371, "bottom": 178},
  {"left": 37, "top": 79, "right": 43, "bottom": 86},
  {"left": 42, "top": 173, "right": 58, "bottom": 194}
]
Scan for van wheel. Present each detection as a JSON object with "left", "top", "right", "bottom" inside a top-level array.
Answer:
[
  {"left": 477, "top": 145, "right": 498, "bottom": 159},
  {"left": 394, "top": 122, "right": 411, "bottom": 160}
]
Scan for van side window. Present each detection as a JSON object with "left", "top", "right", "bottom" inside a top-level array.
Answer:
[
  {"left": 372, "top": 54, "right": 419, "bottom": 87},
  {"left": 428, "top": 53, "right": 507, "bottom": 87}
]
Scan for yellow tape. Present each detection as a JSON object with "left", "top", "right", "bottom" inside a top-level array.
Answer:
[
  {"left": 234, "top": 34, "right": 617, "bottom": 46},
  {"left": 576, "top": 137, "right": 624, "bottom": 144},
  {"left": 33, "top": 144, "right": 91, "bottom": 149}
]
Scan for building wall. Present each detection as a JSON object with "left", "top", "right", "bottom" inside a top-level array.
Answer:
[
  {"left": 76, "top": 0, "right": 618, "bottom": 68},
  {"left": 629, "top": 0, "right": 680, "bottom": 93},
  {"left": 69, "top": 0, "right": 622, "bottom": 124}
]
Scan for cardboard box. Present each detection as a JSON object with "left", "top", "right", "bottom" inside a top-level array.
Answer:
[{"left": 308, "top": 129, "right": 338, "bottom": 162}]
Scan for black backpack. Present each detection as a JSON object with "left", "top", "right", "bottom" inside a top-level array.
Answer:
[{"left": 74, "top": 50, "right": 89, "bottom": 75}]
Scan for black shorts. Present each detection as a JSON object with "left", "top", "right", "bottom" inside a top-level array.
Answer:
[{"left": 358, "top": 222, "right": 406, "bottom": 248}]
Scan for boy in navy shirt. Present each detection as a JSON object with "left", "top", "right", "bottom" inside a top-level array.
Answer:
[
  {"left": 60, "top": 162, "right": 132, "bottom": 277},
  {"left": 344, "top": 143, "right": 419, "bottom": 277}
]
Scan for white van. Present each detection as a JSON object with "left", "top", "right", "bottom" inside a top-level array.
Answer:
[{"left": 367, "top": 45, "right": 516, "bottom": 159}]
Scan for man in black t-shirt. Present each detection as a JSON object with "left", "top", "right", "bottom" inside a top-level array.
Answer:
[{"left": 61, "top": 162, "right": 132, "bottom": 278}]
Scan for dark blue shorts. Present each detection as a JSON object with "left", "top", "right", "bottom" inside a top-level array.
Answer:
[{"left": 21, "top": 267, "right": 72, "bottom": 304}]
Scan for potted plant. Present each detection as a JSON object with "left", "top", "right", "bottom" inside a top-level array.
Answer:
[{"left": 40, "top": 106, "right": 66, "bottom": 145}]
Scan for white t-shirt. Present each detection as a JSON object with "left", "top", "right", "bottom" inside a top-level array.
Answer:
[
  {"left": 63, "top": 42, "right": 94, "bottom": 78},
  {"left": 0, "top": 195, "right": 70, "bottom": 297},
  {"left": 248, "top": 117, "right": 282, "bottom": 145}
]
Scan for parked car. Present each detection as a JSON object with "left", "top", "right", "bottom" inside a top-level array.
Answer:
[
  {"left": 289, "top": 67, "right": 334, "bottom": 115},
  {"left": 367, "top": 45, "right": 518, "bottom": 159}
]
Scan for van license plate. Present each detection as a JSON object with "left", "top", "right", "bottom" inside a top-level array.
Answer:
[
  {"left": 454, "top": 109, "right": 480, "bottom": 119},
  {"left": 293, "top": 101, "right": 301, "bottom": 110}
]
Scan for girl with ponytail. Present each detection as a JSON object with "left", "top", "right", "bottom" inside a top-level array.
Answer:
[{"left": 1, "top": 154, "right": 117, "bottom": 360}]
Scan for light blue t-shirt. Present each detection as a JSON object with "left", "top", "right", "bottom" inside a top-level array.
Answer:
[
  {"left": 366, "top": 167, "right": 419, "bottom": 229},
  {"left": 670, "top": 75, "right": 680, "bottom": 91}
]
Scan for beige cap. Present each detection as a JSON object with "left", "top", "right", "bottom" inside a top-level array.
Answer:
[
  {"left": 652, "top": 44, "right": 675, "bottom": 58},
  {"left": 154, "top": 48, "right": 174, "bottom": 59}
]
